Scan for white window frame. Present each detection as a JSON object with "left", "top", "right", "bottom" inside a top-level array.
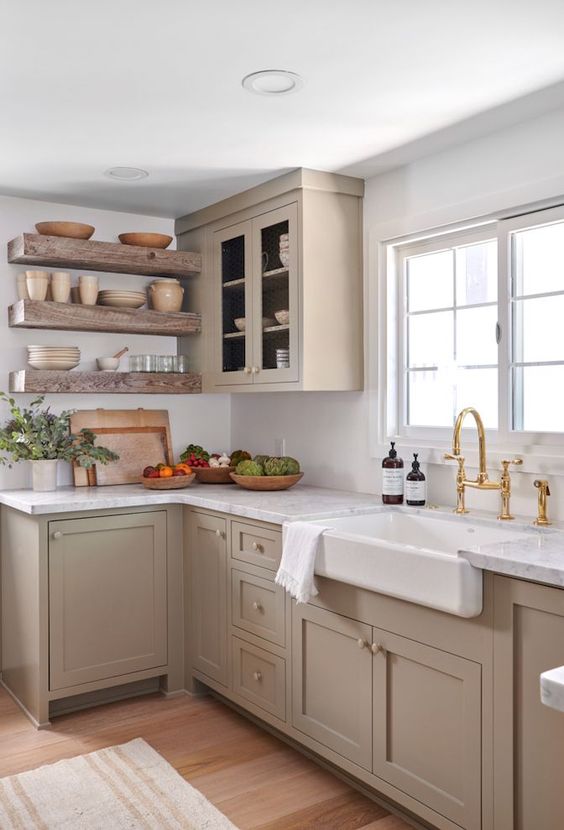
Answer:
[{"left": 379, "top": 204, "right": 564, "bottom": 473}]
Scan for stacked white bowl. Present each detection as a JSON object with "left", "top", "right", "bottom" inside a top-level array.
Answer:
[
  {"left": 98, "top": 290, "right": 146, "bottom": 309},
  {"left": 27, "top": 345, "right": 80, "bottom": 370},
  {"left": 279, "top": 233, "right": 289, "bottom": 267}
]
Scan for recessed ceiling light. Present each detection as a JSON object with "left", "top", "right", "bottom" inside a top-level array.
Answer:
[
  {"left": 104, "top": 167, "right": 149, "bottom": 182},
  {"left": 242, "top": 70, "right": 304, "bottom": 96}
]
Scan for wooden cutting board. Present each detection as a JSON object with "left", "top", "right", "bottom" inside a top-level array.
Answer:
[{"left": 70, "top": 409, "right": 173, "bottom": 487}]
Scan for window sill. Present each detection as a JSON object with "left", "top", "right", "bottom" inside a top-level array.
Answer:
[{"left": 375, "top": 441, "right": 564, "bottom": 477}]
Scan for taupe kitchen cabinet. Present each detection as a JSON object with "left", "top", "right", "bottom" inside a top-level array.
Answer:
[
  {"left": 292, "top": 602, "right": 482, "bottom": 830},
  {"left": 49, "top": 512, "right": 167, "bottom": 690},
  {"left": 1, "top": 505, "right": 183, "bottom": 727},
  {"left": 176, "top": 167, "right": 364, "bottom": 392},
  {"left": 493, "top": 576, "right": 564, "bottom": 830},
  {"left": 187, "top": 510, "right": 228, "bottom": 686}
]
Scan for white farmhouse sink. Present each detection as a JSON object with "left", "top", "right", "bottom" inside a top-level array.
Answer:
[{"left": 310, "top": 511, "right": 530, "bottom": 618}]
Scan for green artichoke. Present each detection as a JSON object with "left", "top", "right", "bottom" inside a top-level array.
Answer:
[
  {"left": 235, "top": 459, "right": 264, "bottom": 476},
  {"left": 230, "top": 449, "right": 252, "bottom": 468},
  {"left": 282, "top": 456, "right": 300, "bottom": 475},
  {"left": 253, "top": 454, "right": 270, "bottom": 468},
  {"left": 264, "top": 457, "right": 288, "bottom": 476}
]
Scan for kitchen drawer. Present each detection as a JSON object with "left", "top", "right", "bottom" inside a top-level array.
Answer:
[
  {"left": 232, "top": 569, "right": 286, "bottom": 647},
  {"left": 231, "top": 521, "right": 282, "bottom": 572},
  {"left": 232, "top": 636, "right": 286, "bottom": 720}
]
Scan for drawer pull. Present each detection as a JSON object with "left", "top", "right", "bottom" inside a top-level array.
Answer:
[
  {"left": 371, "top": 643, "right": 387, "bottom": 656},
  {"left": 252, "top": 601, "right": 264, "bottom": 613},
  {"left": 215, "top": 529, "right": 225, "bottom": 539},
  {"left": 253, "top": 670, "right": 263, "bottom": 682},
  {"left": 251, "top": 541, "right": 264, "bottom": 553},
  {"left": 357, "top": 638, "right": 368, "bottom": 650},
  {"left": 52, "top": 531, "right": 63, "bottom": 540}
]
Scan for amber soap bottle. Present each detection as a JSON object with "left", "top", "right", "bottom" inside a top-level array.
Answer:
[
  {"left": 382, "top": 442, "right": 404, "bottom": 505},
  {"left": 406, "top": 453, "right": 426, "bottom": 507}
]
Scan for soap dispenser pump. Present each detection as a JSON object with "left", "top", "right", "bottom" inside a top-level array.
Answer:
[
  {"left": 406, "top": 453, "right": 426, "bottom": 507},
  {"left": 382, "top": 442, "right": 404, "bottom": 505}
]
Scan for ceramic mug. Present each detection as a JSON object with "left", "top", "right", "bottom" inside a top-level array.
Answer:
[
  {"left": 51, "top": 272, "right": 71, "bottom": 304},
  {"left": 78, "top": 275, "right": 99, "bottom": 305},
  {"left": 25, "top": 271, "right": 49, "bottom": 301},
  {"left": 16, "top": 273, "right": 29, "bottom": 300}
]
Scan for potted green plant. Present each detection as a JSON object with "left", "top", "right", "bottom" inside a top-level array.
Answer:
[{"left": 0, "top": 394, "right": 119, "bottom": 491}]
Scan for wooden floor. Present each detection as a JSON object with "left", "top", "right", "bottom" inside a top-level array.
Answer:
[{"left": 0, "top": 687, "right": 415, "bottom": 829}]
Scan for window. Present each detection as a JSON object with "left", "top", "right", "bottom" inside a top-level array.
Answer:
[{"left": 386, "top": 205, "right": 564, "bottom": 448}]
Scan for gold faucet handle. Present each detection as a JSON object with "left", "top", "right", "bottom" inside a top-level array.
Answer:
[
  {"left": 534, "top": 479, "right": 551, "bottom": 496},
  {"left": 501, "top": 458, "right": 523, "bottom": 473}
]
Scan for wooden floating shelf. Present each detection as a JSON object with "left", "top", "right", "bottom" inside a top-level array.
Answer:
[
  {"left": 8, "top": 300, "right": 201, "bottom": 337},
  {"left": 9, "top": 370, "right": 201, "bottom": 395},
  {"left": 8, "top": 234, "right": 201, "bottom": 278}
]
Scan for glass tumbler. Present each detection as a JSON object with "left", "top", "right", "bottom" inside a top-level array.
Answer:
[{"left": 173, "top": 355, "right": 189, "bottom": 373}]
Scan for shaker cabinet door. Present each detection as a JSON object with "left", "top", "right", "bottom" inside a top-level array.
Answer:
[
  {"left": 372, "top": 628, "right": 482, "bottom": 830},
  {"left": 292, "top": 602, "right": 373, "bottom": 770},
  {"left": 49, "top": 512, "right": 168, "bottom": 691},
  {"left": 189, "top": 512, "right": 228, "bottom": 686}
]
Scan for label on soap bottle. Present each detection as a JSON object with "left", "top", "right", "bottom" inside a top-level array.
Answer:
[
  {"left": 406, "top": 480, "right": 426, "bottom": 502},
  {"left": 382, "top": 469, "right": 404, "bottom": 496}
]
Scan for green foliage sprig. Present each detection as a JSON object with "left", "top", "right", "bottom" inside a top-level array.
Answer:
[{"left": 0, "top": 393, "right": 119, "bottom": 469}]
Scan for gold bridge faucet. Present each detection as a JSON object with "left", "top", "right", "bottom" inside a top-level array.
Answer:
[{"left": 444, "top": 407, "right": 522, "bottom": 520}]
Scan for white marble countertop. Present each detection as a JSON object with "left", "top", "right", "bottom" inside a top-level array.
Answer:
[
  {"left": 0, "top": 483, "right": 382, "bottom": 525},
  {"left": 540, "top": 666, "right": 564, "bottom": 712}
]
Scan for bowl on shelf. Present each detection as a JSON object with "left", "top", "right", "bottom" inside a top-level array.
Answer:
[
  {"left": 274, "top": 309, "right": 289, "bottom": 325},
  {"left": 142, "top": 473, "right": 195, "bottom": 490},
  {"left": 35, "top": 222, "right": 95, "bottom": 240},
  {"left": 194, "top": 466, "right": 236, "bottom": 484},
  {"left": 96, "top": 357, "right": 120, "bottom": 371},
  {"left": 27, "top": 345, "right": 80, "bottom": 371},
  {"left": 229, "top": 472, "right": 303, "bottom": 491},
  {"left": 234, "top": 317, "right": 246, "bottom": 331},
  {"left": 118, "top": 232, "right": 173, "bottom": 249}
]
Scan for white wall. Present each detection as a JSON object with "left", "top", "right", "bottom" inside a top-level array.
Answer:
[
  {"left": 231, "top": 105, "right": 564, "bottom": 520},
  {"left": 0, "top": 195, "right": 230, "bottom": 489}
]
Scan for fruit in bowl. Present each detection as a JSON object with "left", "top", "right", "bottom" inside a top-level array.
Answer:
[{"left": 142, "top": 461, "right": 195, "bottom": 489}]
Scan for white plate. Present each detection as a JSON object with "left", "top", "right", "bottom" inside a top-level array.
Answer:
[{"left": 98, "top": 298, "right": 146, "bottom": 308}]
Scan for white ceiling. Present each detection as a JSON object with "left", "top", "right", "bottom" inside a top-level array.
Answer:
[{"left": 2, "top": 0, "right": 564, "bottom": 218}]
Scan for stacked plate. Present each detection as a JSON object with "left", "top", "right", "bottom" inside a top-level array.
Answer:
[
  {"left": 28, "top": 345, "right": 80, "bottom": 370},
  {"left": 98, "top": 290, "right": 146, "bottom": 309}
]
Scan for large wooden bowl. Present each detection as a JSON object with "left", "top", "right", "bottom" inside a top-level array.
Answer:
[
  {"left": 229, "top": 472, "right": 303, "bottom": 491},
  {"left": 119, "top": 232, "right": 173, "bottom": 249},
  {"left": 35, "top": 221, "right": 95, "bottom": 239},
  {"left": 142, "top": 474, "right": 195, "bottom": 490},
  {"left": 194, "top": 466, "right": 236, "bottom": 484}
]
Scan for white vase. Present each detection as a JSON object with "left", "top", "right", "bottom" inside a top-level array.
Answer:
[{"left": 31, "top": 459, "right": 58, "bottom": 492}]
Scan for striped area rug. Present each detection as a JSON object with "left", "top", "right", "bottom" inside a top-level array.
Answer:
[{"left": 0, "top": 738, "right": 237, "bottom": 829}]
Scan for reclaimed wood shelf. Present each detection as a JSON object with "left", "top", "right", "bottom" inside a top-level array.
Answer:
[
  {"left": 8, "top": 234, "right": 201, "bottom": 278},
  {"left": 9, "top": 370, "right": 201, "bottom": 395},
  {"left": 8, "top": 300, "right": 201, "bottom": 337}
]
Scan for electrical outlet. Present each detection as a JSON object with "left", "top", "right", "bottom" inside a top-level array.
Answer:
[{"left": 274, "top": 437, "right": 286, "bottom": 456}]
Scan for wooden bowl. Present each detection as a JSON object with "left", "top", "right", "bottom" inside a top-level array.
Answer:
[
  {"left": 142, "top": 474, "right": 195, "bottom": 490},
  {"left": 229, "top": 472, "right": 303, "bottom": 491},
  {"left": 194, "top": 466, "right": 236, "bottom": 484},
  {"left": 35, "top": 222, "right": 95, "bottom": 239},
  {"left": 119, "top": 233, "right": 173, "bottom": 249}
]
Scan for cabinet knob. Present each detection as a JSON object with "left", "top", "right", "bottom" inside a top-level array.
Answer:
[
  {"left": 215, "top": 529, "right": 225, "bottom": 539},
  {"left": 251, "top": 541, "right": 264, "bottom": 552},
  {"left": 52, "top": 531, "right": 63, "bottom": 540},
  {"left": 244, "top": 366, "right": 252, "bottom": 374},
  {"left": 371, "top": 643, "right": 387, "bottom": 656},
  {"left": 357, "top": 638, "right": 368, "bottom": 650},
  {"left": 251, "top": 366, "right": 260, "bottom": 374},
  {"left": 253, "top": 671, "right": 263, "bottom": 682},
  {"left": 252, "top": 601, "right": 263, "bottom": 613}
]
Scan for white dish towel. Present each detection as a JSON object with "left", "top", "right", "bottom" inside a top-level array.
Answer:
[{"left": 275, "top": 521, "right": 333, "bottom": 604}]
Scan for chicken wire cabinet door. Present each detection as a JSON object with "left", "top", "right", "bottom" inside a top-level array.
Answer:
[{"left": 49, "top": 512, "right": 168, "bottom": 691}]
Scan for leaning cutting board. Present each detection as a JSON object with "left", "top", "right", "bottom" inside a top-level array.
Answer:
[{"left": 70, "top": 409, "right": 173, "bottom": 486}]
